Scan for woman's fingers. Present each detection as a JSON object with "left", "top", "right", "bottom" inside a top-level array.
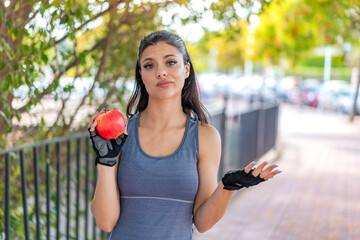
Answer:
[
  {"left": 89, "top": 119, "right": 98, "bottom": 132},
  {"left": 251, "top": 161, "right": 267, "bottom": 177},
  {"left": 244, "top": 161, "right": 256, "bottom": 174},
  {"left": 245, "top": 161, "right": 282, "bottom": 179},
  {"left": 260, "top": 164, "right": 278, "bottom": 178},
  {"left": 88, "top": 108, "right": 106, "bottom": 129},
  {"left": 263, "top": 169, "right": 281, "bottom": 180},
  {"left": 88, "top": 112, "right": 99, "bottom": 128}
]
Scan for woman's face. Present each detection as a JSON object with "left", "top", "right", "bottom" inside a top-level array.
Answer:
[{"left": 139, "top": 42, "right": 190, "bottom": 100}]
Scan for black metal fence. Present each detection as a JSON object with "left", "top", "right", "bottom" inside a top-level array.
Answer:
[
  {"left": 0, "top": 133, "right": 106, "bottom": 240},
  {"left": 1, "top": 103, "right": 279, "bottom": 240},
  {"left": 210, "top": 103, "right": 279, "bottom": 175}
]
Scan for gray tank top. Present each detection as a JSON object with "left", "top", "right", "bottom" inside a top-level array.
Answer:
[{"left": 109, "top": 112, "right": 199, "bottom": 240}]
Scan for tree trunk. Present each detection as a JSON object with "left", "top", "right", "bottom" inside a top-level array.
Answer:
[
  {"left": 350, "top": 59, "right": 360, "bottom": 122},
  {"left": 0, "top": 112, "right": 6, "bottom": 136}
]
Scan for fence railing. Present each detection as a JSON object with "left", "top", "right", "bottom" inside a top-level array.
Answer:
[
  {"left": 1, "top": 103, "right": 279, "bottom": 240},
  {"left": 0, "top": 133, "right": 106, "bottom": 240},
  {"left": 210, "top": 103, "right": 279, "bottom": 175}
]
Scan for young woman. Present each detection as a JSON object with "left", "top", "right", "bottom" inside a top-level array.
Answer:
[{"left": 88, "top": 30, "right": 281, "bottom": 239}]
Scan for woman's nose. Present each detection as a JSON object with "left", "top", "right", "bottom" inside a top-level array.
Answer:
[{"left": 156, "top": 67, "right": 167, "bottom": 78}]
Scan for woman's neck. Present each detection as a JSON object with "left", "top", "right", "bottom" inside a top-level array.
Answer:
[{"left": 140, "top": 98, "right": 186, "bottom": 130}]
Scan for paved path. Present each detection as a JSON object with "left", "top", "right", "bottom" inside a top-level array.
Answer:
[{"left": 194, "top": 105, "right": 360, "bottom": 240}]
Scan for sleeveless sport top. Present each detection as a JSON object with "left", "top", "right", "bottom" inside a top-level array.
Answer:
[{"left": 109, "top": 112, "right": 199, "bottom": 240}]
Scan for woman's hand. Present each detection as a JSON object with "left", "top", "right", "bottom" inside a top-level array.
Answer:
[
  {"left": 88, "top": 109, "right": 127, "bottom": 167},
  {"left": 88, "top": 108, "right": 105, "bottom": 132},
  {"left": 221, "top": 161, "right": 281, "bottom": 190}
]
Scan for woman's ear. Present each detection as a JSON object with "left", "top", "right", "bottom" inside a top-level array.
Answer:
[{"left": 185, "top": 62, "right": 190, "bottom": 78}]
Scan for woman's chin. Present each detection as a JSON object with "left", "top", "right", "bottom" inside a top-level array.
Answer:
[{"left": 152, "top": 92, "right": 181, "bottom": 100}]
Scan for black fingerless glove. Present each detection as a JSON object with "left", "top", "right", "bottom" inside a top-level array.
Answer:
[
  {"left": 88, "top": 129, "right": 127, "bottom": 166},
  {"left": 222, "top": 169, "right": 265, "bottom": 190}
]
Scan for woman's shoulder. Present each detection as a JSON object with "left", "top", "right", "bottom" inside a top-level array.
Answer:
[
  {"left": 124, "top": 112, "right": 140, "bottom": 134},
  {"left": 198, "top": 121, "right": 221, "bottom": 165},
  {"left": 124, "top": 118, "right": 129, "bottom": 134},
  {"left": 124, "top": 112, "right": 140, "bottom": 125},
  {"left": 198, "top": 122, "right": 221, "bottom": 149},
  {"left": 198, "top": 121, "right": 218, "bottom": 134}
]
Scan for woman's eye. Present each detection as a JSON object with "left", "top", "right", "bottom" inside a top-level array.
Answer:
[
  {"left": 167, "top": 61, "right": 177, "bottom": 66},
  {"left": 143, "top": 64, "right": 154, "bottom": 69}
]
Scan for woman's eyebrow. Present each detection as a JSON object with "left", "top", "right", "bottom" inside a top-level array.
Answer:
[
  {"left": 164, "top": 54, "right": 176, "bottom": 58},
  {"left": 142, "top": 57, "right": 153, "bottom": 63},
  {"left": 142, "top": 54, "right": 177, "bottom": 63}
]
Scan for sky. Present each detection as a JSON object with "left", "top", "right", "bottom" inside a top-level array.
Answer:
[
  {"left": 159, "top": 0, "right": 260, "bottom": 43},
  {"left": 159, "top": 0, "right": 224, "bottom": 42},
  {"left": 25, "top": 0, "right": 261, "bottom": 44}
]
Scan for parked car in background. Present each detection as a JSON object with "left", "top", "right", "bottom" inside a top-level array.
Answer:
[
  {"left": 229, "top": 75, "right": 277, "bottom": 104},
  {"left": 213, "top": 73, "right": 234, "bottom": 96},
  {"left": 277, "top": 76, "right": 303, "bottom": 104},
  {"left": 301, "top": 79, "right": 321, "bottom": 107},
  {"left": 229, "top": 75, "right": 263, "bottom": 100},
  {"left": 197, "top": 72, "right": 221, "bottom": 102},
  {"left": 337, "top": 87, "right": 360, "bottom": 115},
  {"left": 318, "top": 80, "right": 359, "bottom": 114}
]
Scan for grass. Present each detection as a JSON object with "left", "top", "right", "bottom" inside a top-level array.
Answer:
[{"left": 286, "top": 66, "right": 352, "bottom": 82}]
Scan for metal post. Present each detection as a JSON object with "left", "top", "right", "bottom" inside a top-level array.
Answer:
[
  {"left": 76, "top": 138, "right": 81, "bottom": 240},
  {"left": 85, "top": 138, "right": 90, "bottom": 240},
  {"left": 20, "top": 150, "right": 30, "bottom": 240},
  {"left": 56, "top": 142, "right": 61, "bottom": 240},
  {"left": 5, "top": 153, "right": 10, "bottom": 240},
  {"left": 33, "top": 147, "right": 41, "bottom": 240},
  {"left": 45, "top": 144, "right": 51, "bottom": 240},
  {"left": 324, "top": 47, "right": 332, "bottom": 82},
  {"left": 219, "top": 93, "right": 228, "bottom": 179},
  {"left": 66, "top": 140, "right": 71, "bottom": 240},
  {"left": 350, "top": 59, "right": 360, "bottom": 122}
]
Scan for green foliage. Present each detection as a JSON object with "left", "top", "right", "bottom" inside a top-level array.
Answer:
[
  {"left": 285, "top": 66, "right": 352, "bottom": 82},
  {"left": 254, "top": 0, "right": 359, "bottom": 67},
  {"left": 302, "top": 56, "right": 348, "bottom": 68},
  {"left": 0, "top": 0, "right": 170, "bottom": 148},
  {"left": 0, "top": 2, "right": 281, "bottom": 238},
  {"left": 0, "top": 138, "right": 99, "bottom": 239},
  {"left": 0, "top": 0, "right": 276, "bottom": 149},
  {"left": 192, "top": 0, "right": 359, "bottom": 76}
]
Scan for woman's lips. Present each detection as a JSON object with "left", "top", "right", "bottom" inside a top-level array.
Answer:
[{"left": 157, "top": 80, "right": 173, "bottom": 88}]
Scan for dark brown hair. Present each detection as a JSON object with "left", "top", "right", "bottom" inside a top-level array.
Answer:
[{"left": 126, "top": 30, "right": 209, "bottom": 123}]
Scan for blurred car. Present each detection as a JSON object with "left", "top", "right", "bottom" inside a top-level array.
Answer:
[
  {"left": 287, "top": 87, "right": 303, "bottom": 105},
  {"left": 276, "top": 76, "right": 303, "bottom": 104},
  {"left": 259, "top": 87, "right": 277, "bottom": 103},
  {"left": 213, "top": 73, "right": 234, "bottom": 96},
  {"left": 337, "top": 88, "right": 360, "bottom": 114},
  {"left": 301, "top": 79, "right": 321, "bottom": 107},
  {"left": 197, "top": 72, "right": 221, "bottom": 101},
  {"left": 229, "top": 75, "right": 263, "bottom": 100},
  {"left": 318, "top": 80, "right": 359, "bottom": 114}
]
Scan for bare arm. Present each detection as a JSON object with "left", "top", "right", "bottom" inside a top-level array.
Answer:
[
  {"left": 91, "top": 160, "right": 121, "bottom": 232},
  {"left": 193, "top": 123, "right": 280, "bottom": 233},
  {"left": 193, "top": 123, "right": 232, "bottom": 233},
  {"left": 88, "top": 110, "right": 128, "bottom": 232}
]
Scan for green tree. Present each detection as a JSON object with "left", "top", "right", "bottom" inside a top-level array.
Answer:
[
  {"left": 184, "top": 1, "right": 271, "bottom": 72},
  {"left": 253, "top": 0, "right": 358, "bottom": 66},
  {"left": 255, "top": 0, "right": 360, "bottom": 120},
  {"left": 0, "top": 0, "right": 276, "bottom": 149},
  {"left": 0, "top": 1, "right": 274, "bottom": 237},
  {"left": 0, "top": 0, "right": 165, "bottom": 148},
  {"left": 195, "top": 0, "right": 359, "bottom": 72}
]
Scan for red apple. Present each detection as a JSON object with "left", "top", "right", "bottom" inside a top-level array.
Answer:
[{"left": 95, "top": 110, "right": 125, "bottom": 139}]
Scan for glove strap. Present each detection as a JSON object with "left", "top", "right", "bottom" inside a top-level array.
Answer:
[{"left": 96, "top": 157, "right": 117, "bottom": 167}]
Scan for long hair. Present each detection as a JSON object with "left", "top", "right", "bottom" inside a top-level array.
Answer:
[{"left": 126, "top": 30, "right": 209, "bottom": 123}]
